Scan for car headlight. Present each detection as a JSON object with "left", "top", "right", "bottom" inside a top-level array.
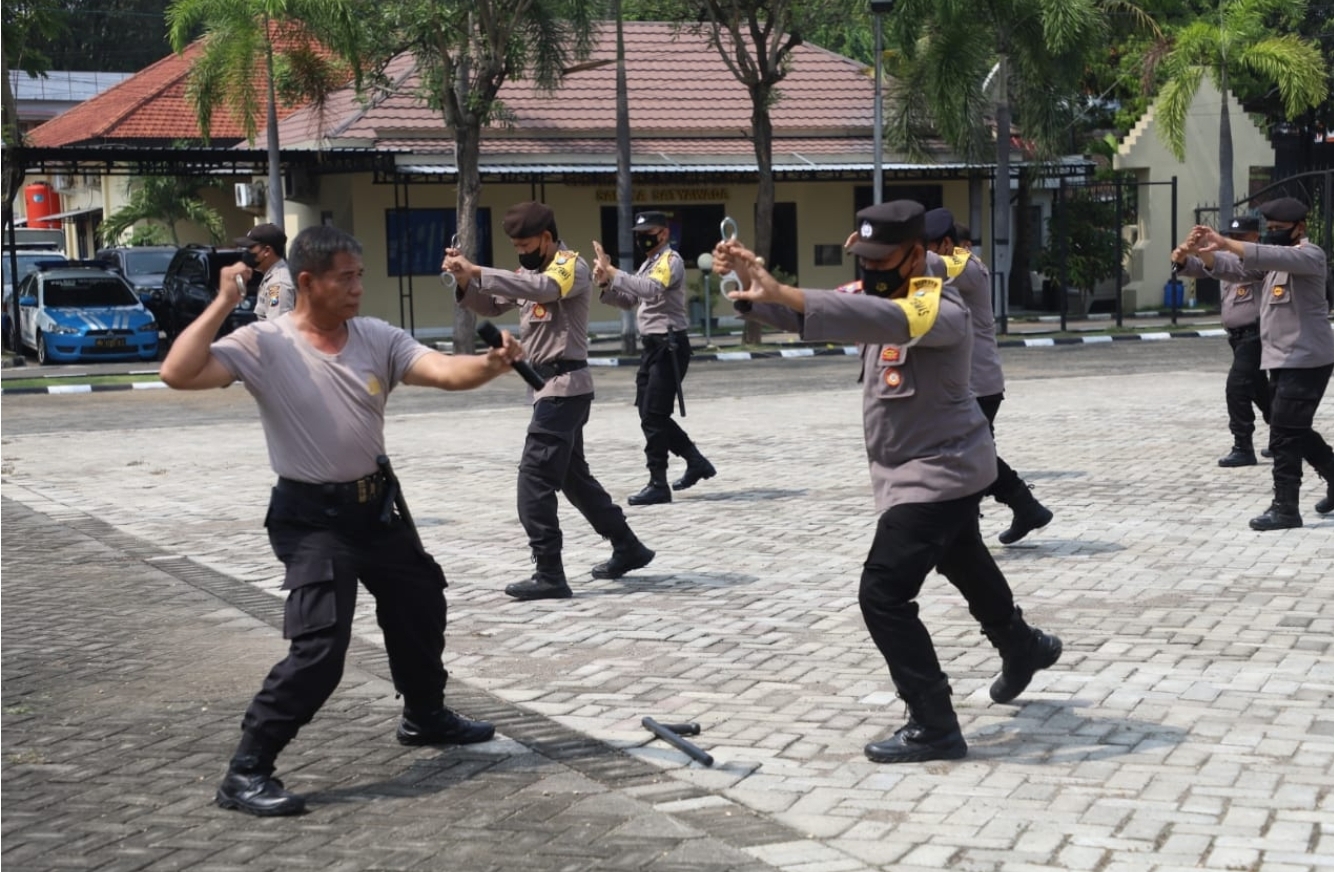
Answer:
[
  {"left": 46, "top": 324, "right": 81, "bottom": 335},
  {"left": 137, "top": 320, "right": 158, "bottom": 333}
]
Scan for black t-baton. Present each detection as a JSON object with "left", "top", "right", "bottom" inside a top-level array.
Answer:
[{"left": 477, "top": 321, "right": 546, "bottom": 391}]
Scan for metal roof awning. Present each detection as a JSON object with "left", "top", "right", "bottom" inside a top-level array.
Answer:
[{"left": 12, "top": 206, "right": 104, "bottom": 226}]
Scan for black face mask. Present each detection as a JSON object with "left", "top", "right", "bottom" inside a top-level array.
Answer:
[
  {"left": 1262, "top": 226, "right": 1298, "bottom": 247},
  {"left": 636, "top": 233, "right": 660, "bottom": 255},
  {"left": 517, "top": 248, "right": 547, "bottom": 271},
  {"left": 240, "top": 250, "right": 262, "bottom": 269},
  {"left": 861, "top": 247, "right": 913, "bottom": 298}
]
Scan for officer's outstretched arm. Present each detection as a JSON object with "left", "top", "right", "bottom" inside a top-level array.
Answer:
[
  {"left": 403, "top": 332, "right": 521, "bottom": 391},
  {"left": 161, "top": 265, "right": 245, "bottom": 390}
]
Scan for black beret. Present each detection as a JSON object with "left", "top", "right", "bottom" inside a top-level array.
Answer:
[
  {"left": 502, "top": 201, "right": 556, "bottom": 239},
  {"left": 1259, "top": 197, "right": 1308, "bottom": 223},
  {"left": 1225, "top": 215, "right": 1260, "bottom": 235},
  {"left": 633, "top": 211, "right": 669, "bottom": 232},
  {"left": 923, "top": 207, "right": 955, "bottom": 242},
  {"left": 848, "top": 200, "right": 926, "bottom": 258}
]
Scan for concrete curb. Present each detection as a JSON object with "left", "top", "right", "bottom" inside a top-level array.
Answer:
[{"left": 1, "top": 328, "right": 1241, "bottom": 396}]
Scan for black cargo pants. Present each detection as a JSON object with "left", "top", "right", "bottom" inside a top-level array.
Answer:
[
  {"left": 1268, "top": 364, "right": 1334, "bottom": 489},
  {"left": 636, "top": 331, "right": 693, "bottom": 476}
]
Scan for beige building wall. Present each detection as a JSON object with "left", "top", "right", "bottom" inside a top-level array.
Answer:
[{"left": 1116, "top": 78, "right": 1275, "bottom": 307}]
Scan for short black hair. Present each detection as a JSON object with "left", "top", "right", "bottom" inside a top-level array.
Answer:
[{"left": 287, "top": 225, "right": 363, "bottom": 282}]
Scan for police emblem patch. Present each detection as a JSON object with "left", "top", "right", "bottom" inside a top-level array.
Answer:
[
  {"left": 860, "top": 221, "right": 873, "bottom": 238},
  {"left": 556, "top": 256, "right": 569, "bottom": 266},
  {"left": 1273, "top": 286, "right": 1285, "bottom": 297},
  {"left": 884, "top": 370, "right": 902, "bottom": 388},
  {"left": 532, "top": 304, "right": 547, "bottom": 318},
  {"left": 366, "top": 375, "right": 382, "bottom": 396},
  {"left": 880, "top": 346, "right": 901, "bottom": 362}
]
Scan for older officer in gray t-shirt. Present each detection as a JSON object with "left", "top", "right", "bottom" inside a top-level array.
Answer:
[
  {"left": 161, "top": 225, "right": 523, "bottom": 818},
  {"left": 711, "top": 201, "right": 1061, "bottom": 766}
]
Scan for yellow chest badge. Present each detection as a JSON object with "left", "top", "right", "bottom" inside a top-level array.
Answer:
[
  {"left": 1273, "top": 286, "right": 1286, "bottom": 298},
  {"left": 1235, "top": 287, "right": 1251, "bottom": 299},
  {"left": 532, "top": 303, "right": 548, "bottom": 319},
  {"left": 366, "top": 375, "right": 382, "bottom": 396}
]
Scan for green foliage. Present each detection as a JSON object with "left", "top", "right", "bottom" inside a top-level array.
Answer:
[
  {"left": 1038, "top": 184, "right": 1132, "bottom": 294},
  {"left": 98, "top": 173, "right": 226, "bottom": 246}
]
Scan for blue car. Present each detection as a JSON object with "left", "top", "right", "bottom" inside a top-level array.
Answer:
[{"left": 16, "top": 263, "right": 160, "bottom": 364}]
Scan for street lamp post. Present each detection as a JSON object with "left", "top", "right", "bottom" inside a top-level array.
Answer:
[{"left": 870, "top": 0, "right": 896, "bottom": 205}]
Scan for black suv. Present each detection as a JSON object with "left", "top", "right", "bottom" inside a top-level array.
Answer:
[
  {"left": 96, "top": 245, "right": 178, "bottom": 324},
  {"left": 160, "top": 244, "right": 260, "bottom": 340}
]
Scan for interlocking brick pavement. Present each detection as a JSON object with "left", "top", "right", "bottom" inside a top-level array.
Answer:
[{"left": 4, "top": 352, "right": 1333, "bottom": 871}]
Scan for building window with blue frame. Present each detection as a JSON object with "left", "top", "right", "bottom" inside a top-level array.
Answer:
[{"left": 386, "top": 208, "right": 493, "bottom": 276}]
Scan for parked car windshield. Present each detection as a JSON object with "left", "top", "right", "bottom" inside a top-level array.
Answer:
[
  {"left": 43, "top": 277, "right": 140, "bottom": 308},
  {"left": 4, "top": 253, "right": 68, "bottom": 293},
  {"left": 123, "top": 249, "right": 176, "bottom": 276}
]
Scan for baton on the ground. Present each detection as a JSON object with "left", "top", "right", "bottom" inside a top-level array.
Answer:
[
  {"left": 642, "top": 716, "right": 713, "bottom": 766},
  {"left": 477, "top": 321, "right": 546, "bottom": 391}
]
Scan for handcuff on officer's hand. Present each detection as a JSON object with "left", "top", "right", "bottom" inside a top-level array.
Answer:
[{"left": 440, "top": 233, "right": 461, "bottom": 291}]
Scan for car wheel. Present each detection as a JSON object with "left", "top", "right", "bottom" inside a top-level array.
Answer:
[{"left": 36, "top": 331, "right": 49, "bottom": 365}]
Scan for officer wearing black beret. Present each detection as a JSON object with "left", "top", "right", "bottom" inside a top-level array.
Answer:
[
  {"left": 444, "top": 202, "right": 655, "bottom": 599},
  {"left": 592, "top": 211, "right": 716, "bottom": 505},
  {"left": 1173, "top": 215, "right": 1271, "bottom": 466},
  {"left": 713, "top": 200, "right": 1061, "bottom": 764},
  {"left": 924, "top": 207, "right": 1053, "bottom": 544},
  {"left": 1187, "top": 198, "right": 1334, "bottom": 528}
]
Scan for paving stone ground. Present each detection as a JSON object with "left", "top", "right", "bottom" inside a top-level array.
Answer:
[{"left": 3, "top": 352, "right": 1333, "bottom": 871}]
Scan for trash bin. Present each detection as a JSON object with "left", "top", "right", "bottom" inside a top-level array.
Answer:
[{"left": 1163, "top": 278, "right": 1184, "bottom": 308}]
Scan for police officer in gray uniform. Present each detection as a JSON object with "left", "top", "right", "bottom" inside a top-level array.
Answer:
[
  {"left": 924, "top": 208, "right": 1053, "bottom": 544},
  {"left": 234, "top": 223, "right": 295, "bottom": 320},
  {"left": 1172, "top": 216, "right": 1271, "bottom": 466},
  {"left": 445, "top": 201, "right": 655, "bottom": 600},
  {"left": 1189, "top": 197, "right": 1334, "bottom": 529},
  {"left": 712, "top": 201, "right": 1061, "bottom": 764},
  {"left": 592, "top": 211, "right": 716, "bottom": 505},
  {"left": 161, "top": 225, "right": 522, "bottom": 816}
]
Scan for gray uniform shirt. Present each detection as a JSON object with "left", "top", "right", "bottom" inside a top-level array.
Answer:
[
  {"left": 746, "top": 280, "right": 996, "bottom": 510},
  {"left": 1207, "top": 241, "right": 1334, "bottom": 369},
  {"left": 457, "top": 242, "right": 594, "bottom": 402},
  {"left": 599, "top": 246, "right": 689, "bottom": 334},
  {"left": 937, "top": 249, "right": 1004, "bottom": 398},
  {"left": 211, "top": 316, "right": 432, "bottom": 483},
  {"left": 253, "top": 259, "right": 295, "bottom": 321},
  {"left": 1177, "top": 255, "right": 1261, "bottom": 329}
]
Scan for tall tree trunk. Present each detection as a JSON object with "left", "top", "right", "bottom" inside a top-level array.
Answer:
[
  {"left": 746, "top": 85, "right": 774, "bottom": 346},
  {"left": 614, "top": 2, "right": 636, "bottom": 354},
  {"left": 992, "top": 52, "right": 1011, "bottom": 331},
  {"left": 1218, "top": 67, "right": 1235, "bottom": 227},
  {"left": 264, "top": 24, "right": 284, "bottom": 227},
  {"left": 453, "top": 119, "right": 481, "bottom": 354}
]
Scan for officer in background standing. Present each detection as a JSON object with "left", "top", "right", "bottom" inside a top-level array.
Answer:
[
  {"left": 445, "top": 201, "right": 655, "bottom": 600},
  {"left": 591, "top": 211, "right": 716, "bottom": 506},
  {"left": 234, "top": 223, "right": 295, "bottom": 320},
  {"left": 161, "top": 224, "right": 521, "bottom": 816},
  {"left": 712, "top": 201, "right": 1061, "bottom": 764},
  {"left": 1172, "top": 216, "right": 1271, "bottom": 466},
  {"left": 1189, "top": 197, "right": 1334, "bottom": 529},
  {"left": 924, "top": 208, "right": 1053, "bottom": 545}
]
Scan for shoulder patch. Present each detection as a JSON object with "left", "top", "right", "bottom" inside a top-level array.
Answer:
[
  {"left": 892, "top": 277, "right": 943, "bottom": 338},
  {"left": 545, "top": 250, "right": 578, "bottom": 297},
  {"left": 943, "top": 249, "right": 971, "bottom": 279}
]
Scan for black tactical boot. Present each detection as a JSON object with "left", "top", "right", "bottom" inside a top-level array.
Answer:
[
  {"left": 628, "top": 475, "right": 672, "bottom": 506},
  {"left": 505, "top": 554, "right": 573, "bottom": 600},
  {"left": 591, "top": 533, "right": 655, "bottom": 580},
  {"left": 982, "top": 607, "right": 1063, "bottom": 704},
  {"left": 996, "top": 482, "right": 1054, "bottom": 545},
  {"left": 397, "top": 706, "right": 495, "bottom": 746},
  {"left": 1218, "top": 441, "right": 1258, "bottom": 467},
  {"left": 864, "top": 681, "right": 967, "bottom": 764},
  {"left": 672, "top": 451, "right": 717, "bottom": 491},
  {"left": 215, "top": 751, "right": 306, "bottom": 817},
  {"left": 1249, "top": 484, "right": 1302, "bottom": 531},
  {"left": 1314, "top": 460, "right": 1334, "bottom": 515}
]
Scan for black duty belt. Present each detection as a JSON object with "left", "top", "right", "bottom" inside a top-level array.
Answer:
[
  {"left": 534, "top": 359, "right": 588, "bottom": 379},
  {"left": 276, "top": 472, "right": 387, "bottom": 505},
  {"left": 1228, "top": 323, "right": 1260, "bottom": 340},
  {"left": 642, "top": 330, "right": 689, "bottom": 348}
]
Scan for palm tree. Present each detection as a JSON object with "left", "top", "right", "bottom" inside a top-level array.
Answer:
[
  {"left": 97, "top": 175, "right": 228, "bottom": 247},
  {"left": 166, "top": 0, "right": 363, "bottom": 226},
  {"left": 1152, "top": 0, "right": 1327, "bottom": 226},
  {"left": 884, "top": 0, "right": 1157, "bottom": 299},
  {"left": 358, "top": 0, "right": 599, "bottom": 353}
]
